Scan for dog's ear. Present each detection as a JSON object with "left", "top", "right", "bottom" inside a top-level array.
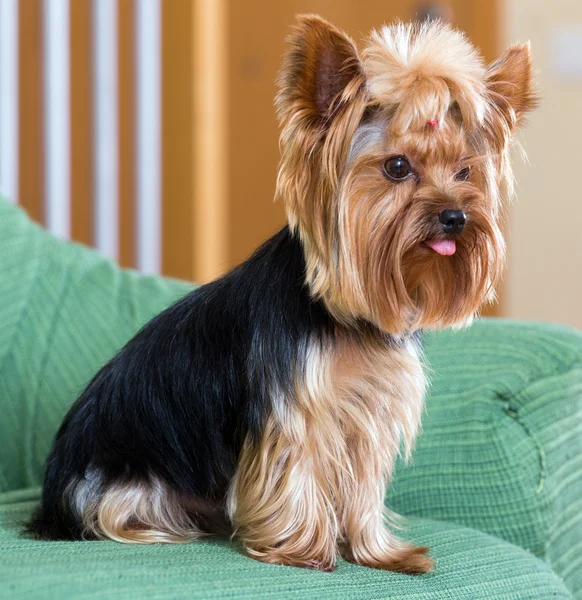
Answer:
[
  {"left": 276, "top": 14, "right": 364, "bottom": 126},
  {"left": 486, "top": 43, "right": 538, "bottom": 131},
  {"left": 275, "top": 16, "right": 366, "bottom": 235}
]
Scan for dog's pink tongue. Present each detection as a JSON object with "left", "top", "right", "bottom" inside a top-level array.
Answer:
[{"left": 426, "top": 239, "right": 456, "bottom": 256}]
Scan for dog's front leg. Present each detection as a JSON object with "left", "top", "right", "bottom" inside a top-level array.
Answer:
[
  {"left": 228, "top": 415, "right": 338, "bottom": 571},
  {"left": 339, "top": 447, "right": 434, "bottom": 574}
]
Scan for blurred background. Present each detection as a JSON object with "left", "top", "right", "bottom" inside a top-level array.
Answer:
[{"left": 0, "top": 0, "right": 580, "bottom": 327}]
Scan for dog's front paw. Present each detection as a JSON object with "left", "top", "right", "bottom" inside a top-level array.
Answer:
[
  {"left": 343, "top": 544, "right": 434, "bottom": 574},
  {"left": 302, "top": 557, "right": 337, "bottom": 572},
  {"left": 246, "top": 546, "right": 336, "bottom": 571}
]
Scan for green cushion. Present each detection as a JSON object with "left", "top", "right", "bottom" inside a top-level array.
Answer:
[
  {"left": 1, "top": 199, "right": 581, "bottom": 598},
  {"left": 0, "top": 491, "right": 571, "bottom": 600},
  {"left": 0, "top": 200, "right": 192, "bottom": 493}
]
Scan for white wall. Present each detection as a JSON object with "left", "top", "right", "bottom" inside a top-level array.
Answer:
[{"left": 504, "top": 0, "right": 582, "bottom": 329}]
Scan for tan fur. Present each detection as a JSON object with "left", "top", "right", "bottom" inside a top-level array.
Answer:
[
  {"left": 364, "top": 21, "right": 487, "bottom": 134},
  {"left": 76, "top": 475, "right": 202, "bottom": 543},
  {"left": 228, "top": 330, "right": 432, "bottom": 572}
]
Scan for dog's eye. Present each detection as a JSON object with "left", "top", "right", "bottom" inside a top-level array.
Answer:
[
  {"left": 383, "top": 156, "right": 413, "bottom": 181},
  {"left": 455, "top": 166, "right": 471, "bottom": 182}
]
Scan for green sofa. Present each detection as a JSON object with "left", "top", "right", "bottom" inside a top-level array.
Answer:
[{"left": 1, "top": 198, "right": 581, "bottom": 599}]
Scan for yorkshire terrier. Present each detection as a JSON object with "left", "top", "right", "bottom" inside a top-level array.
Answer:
[{"left": 28, "top": 15, "right": 536, "bottom": 573}]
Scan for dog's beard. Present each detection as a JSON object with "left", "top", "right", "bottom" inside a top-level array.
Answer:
[
  {"left": 341, "top": 195, "right": 505, "bottom": 335},
  {"left": 400, "top": 202, "right": 504, "bottom": 330}
]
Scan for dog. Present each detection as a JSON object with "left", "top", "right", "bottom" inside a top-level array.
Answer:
[{"left": 28, "top": 15, "right": 536, "bottom": 573}]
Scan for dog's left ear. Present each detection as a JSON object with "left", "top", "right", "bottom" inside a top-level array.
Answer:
[
  {"left": 486, "top": 43, "right": 538, "bottom": 131},
  {"left": 276, "top": 14, "right": 364, "bottom": 126}
]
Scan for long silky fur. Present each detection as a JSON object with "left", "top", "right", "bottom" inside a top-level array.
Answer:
[{"left": 27, "top": 14, "right": 535, "bottom": 573}]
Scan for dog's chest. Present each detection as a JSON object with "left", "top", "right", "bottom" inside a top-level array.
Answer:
[{"left": 284, "top": 332, "right": 427, "bottom": 463}]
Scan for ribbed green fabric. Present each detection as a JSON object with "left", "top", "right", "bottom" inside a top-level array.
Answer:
[
  {"left": 0, "top": 200, "right": 191, "bottom": 493},
  {"left": 389, "top": 320, "right": 582, "bottom": 597},
  {"left": 0, "top": 495, "right": 571, "bottom": 600},
  {"left": 0, "top": 199, "right": 581, "bottom": 598}
]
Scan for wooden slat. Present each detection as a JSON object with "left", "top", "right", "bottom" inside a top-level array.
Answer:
[
  {"left": 18, "top": 0, "right": 44, "bottom": 224},
  {"left": 70, "top": 0, "right": 93, "bottom": 246},
  {"left": 193, "top": 0, "right": 228, "bottom": 282},
  {"left": 449, "top": 0, "right": 472, "bottom": 36},
  {"left": 161, "top": 0, "right": 195, "bottom": 280},
  {"left": 226, "top": 1, "right": 296, "bottom": 269},
  {"left": 470, "top": 0, "right": 499, "bottom": 63},
  {"left": 118, "top": 0, "right": 136, "bottom": 268}
]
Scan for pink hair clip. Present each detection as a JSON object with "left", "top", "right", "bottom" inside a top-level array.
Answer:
[{"left": 426, "top": 119, "right": 439, "bottom": 128}]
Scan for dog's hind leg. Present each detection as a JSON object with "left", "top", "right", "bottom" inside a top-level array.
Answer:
[{"left": 79, "top": 474, "right": 203, "bottom": 544}]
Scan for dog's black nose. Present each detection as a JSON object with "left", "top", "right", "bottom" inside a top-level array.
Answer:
[{"left": 439, "top": 209, "right": 466, "bottom": 235}]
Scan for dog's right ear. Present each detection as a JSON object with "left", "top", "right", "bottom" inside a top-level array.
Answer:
[{"left": 276, "top": 14, "right": 364, "bottom": 127}]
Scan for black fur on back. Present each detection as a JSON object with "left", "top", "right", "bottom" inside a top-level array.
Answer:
[{"left": 27, "top": 226, "right": 337, "bottom": 540}]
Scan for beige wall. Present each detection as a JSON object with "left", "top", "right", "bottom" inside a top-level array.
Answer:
[{"left": 504, "top": 0, "right": 582, "bottom": 329}]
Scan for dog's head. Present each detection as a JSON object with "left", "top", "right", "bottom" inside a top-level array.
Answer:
[{"left": 276, "top": 15, "right": 537, "bottom": 335}]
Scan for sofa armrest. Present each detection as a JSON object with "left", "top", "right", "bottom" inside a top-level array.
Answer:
[
  {"left": 503, "top": 363, "right": 582, "bottom": 596},
  {"left": 388, "top": 319, "right": 582, "bottom": 597}
]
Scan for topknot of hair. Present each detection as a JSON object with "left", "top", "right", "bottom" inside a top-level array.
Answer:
[{"left": 363, "top": 21, "right": 487, "bottom": 133}]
